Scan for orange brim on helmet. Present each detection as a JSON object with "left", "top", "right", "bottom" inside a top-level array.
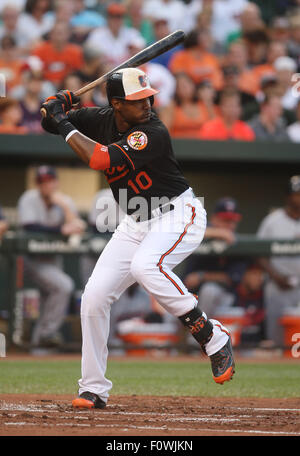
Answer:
[{"left": 125, "top": 87, "right": 159, "bottom": 100}]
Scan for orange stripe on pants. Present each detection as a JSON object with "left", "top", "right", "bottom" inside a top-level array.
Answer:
[{"left": 156, "top": 205, "right": 196, "bottom": 295}]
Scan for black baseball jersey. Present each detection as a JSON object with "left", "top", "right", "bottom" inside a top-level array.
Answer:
[{"left": 42, "top": 107, "right": 190, "bottom": 217}]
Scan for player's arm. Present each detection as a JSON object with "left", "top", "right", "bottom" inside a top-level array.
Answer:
[
  {"left": 67, "top": 132, "right": 111, "bottom": 169},
  {"left": 41, "top": 91, "right": 124, "bottom": 170},
  {"left": 257, "top": 257, "right": 293, "bottom": 290}
]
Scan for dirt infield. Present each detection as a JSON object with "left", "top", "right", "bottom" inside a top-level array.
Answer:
[{"left": 0, "top": 394, "right": 300, "bottom": 436}]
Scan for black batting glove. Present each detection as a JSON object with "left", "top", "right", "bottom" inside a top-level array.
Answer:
[
  {"left": 42, "top": 90, "right": 80, "bottom": 123},
  {"left": 41, "top": 97, "right": 68, "bottom": 125},
  {"left": 55, "top": 90, "right": 80, "bottom": 112}
]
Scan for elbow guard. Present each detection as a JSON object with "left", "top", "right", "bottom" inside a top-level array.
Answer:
[{"left": 89, "top": 143, "right": 111, "bottom": 170}]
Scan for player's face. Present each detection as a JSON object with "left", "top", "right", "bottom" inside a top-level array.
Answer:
[
  {"left": 38, "top": 179, "right": 59, "bottom": 198},
  {"left": 114, "top": 97, "right": 152, "bottom": 125}
]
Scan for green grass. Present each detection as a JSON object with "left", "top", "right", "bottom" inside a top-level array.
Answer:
[{"left": 0, "top": 358, "right": 299, "bottom": 398}]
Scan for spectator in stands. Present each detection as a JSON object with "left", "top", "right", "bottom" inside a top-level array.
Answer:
[
  {"left": 254, "top": 74, "right": 297, "bottom": 127},
  {"left": 169, "top": 29, "right": 223, "bottom": 90},
  {"left": 226, "top": 1, "right": 265, "bottom": 46},
  {"left": 32, "top": 21, "right": 83, "bottom": 88},
  {"left": 18, "top": 66, "right": 43, "bottom": 133},
  {"left": 73, "top": 44, "right": 108, "bottom": 87},
  {"left": 126, "top": 35, "right": 176, "bottom": 112},
  {"left": 18, "top": 0, "right": 54, "bottom": 48},
  {"left": 274, "top": 56, "right": 298, "bottom": 111},
  {"left": 17, "top": 165, "right": 86, "bottom": 350},
  {"left": 72, "top": 45, "right": 110, "bottom": 107},
  {"left": 243, "top": 29, "right": 269, "bottom": 66},
  {"left": 70, "top": 0, "right": 105, "bottom": 44},
  {"left": 142, "top": 0, "right": 185, "bottom": 33},
  {"left": 268, "top": 17, "right": 290, "bottom": 46},
  {"left": 0, "top": 0, "right": 25, "bottom": 14},
  {"left": 10, "top": 55, "right": 56, "bottom": 102},
  {"left": 161, "top": 74, "right": 217, "bottom": 138},
  {"left": 216, "top": 65, "right": 259, "bottom": 121},
  {"left": 184, "top": 197, "right": 248, "bottom": 318},
  {"left": 0, "top": 35, "right": 23, "bottom": 91},
  {"left": 249, "top": 92, "right": 290, "bottom": 141},
  {"left": 86, "top": 2, "right": 144, "bottom": 67},
  {"left": 248, "top": 41, "right": 287, "bottom": 95},
  {"left": 288, "top": 15, "right": 300, "bottom": 68},
  {"left": 150, "top": 15, "right": 181, "bottom": 68},
  {"left": 0, "top": 205, "right": 8, "bottom": 240},
  {"left": 50, "top": 0, "right": 74, "bottom": 25},
  {"left": 257, "top": 175, "right": 300, "bottom": 347},
  {"left": 125, "top": 0, "right": 155, "bottom": 45},
  {"left": 199, "top": 89, "right": 255, "bottom": 141},
  {"left": 0, "top": 3, "right": 27, "bottom": 51},
  {"left": 287, "top": 100, "right": 300, "bottom": 142},
  {"left": 223, "top": 40, "right": 258, "bottom": 96},
  {"left": 196, "top": 1, "right": 213, "bottom": 39},
  {"left": 0, "top": 97, "right": 28, "bottom": 134},
  {"left": 197, "top": 79, "right": 219, "bottom": 120},
  {"left": 209, "top": 0, "right": 249, "bottom": 46}
]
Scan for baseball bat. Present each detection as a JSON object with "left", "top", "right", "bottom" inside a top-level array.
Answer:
[{"left": 41, "top": 30, "right": 185, "bottom": 117}]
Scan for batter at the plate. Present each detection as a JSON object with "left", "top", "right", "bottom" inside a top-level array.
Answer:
[{"left": 41, "top": 67, "right": 235, "bottom": 410}]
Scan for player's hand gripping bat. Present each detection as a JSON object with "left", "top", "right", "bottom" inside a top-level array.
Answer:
[{"left": 40, "top": 30, "right": 185, "bottom": 117}]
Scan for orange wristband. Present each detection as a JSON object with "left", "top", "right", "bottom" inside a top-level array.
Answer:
[{"left": 89, "top": 143, "right": 111, "bottom": 170}]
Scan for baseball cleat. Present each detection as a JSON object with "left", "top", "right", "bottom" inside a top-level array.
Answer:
[
  {"left": 209, "top": 338, "right": 235, "bottom": 385},
  {"left": 72, "top": 392, "right": 106, "bottom": 409}
]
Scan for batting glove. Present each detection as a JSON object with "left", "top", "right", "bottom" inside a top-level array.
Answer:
[
  {"left": 42, "top": 90, "right": 80, "bottom": 124},
  {"left": 41, "top": 97, "right": 68, "bottom": 125},
  {"left": 53, "top": 90, "right": 80, "bottom": 112}
]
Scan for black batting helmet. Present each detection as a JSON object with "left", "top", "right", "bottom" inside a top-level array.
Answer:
[{"left": 106, "top": 68, "right": 158, "bottom": 105}]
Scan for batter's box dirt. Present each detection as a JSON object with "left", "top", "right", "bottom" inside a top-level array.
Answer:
[{"left": 0, "top": 395, "right": 300, "bottom": 436}]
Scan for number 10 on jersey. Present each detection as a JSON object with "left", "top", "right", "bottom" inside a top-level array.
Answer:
[{"left": 128, "top": 171, "right": 153, "bottom": 194}]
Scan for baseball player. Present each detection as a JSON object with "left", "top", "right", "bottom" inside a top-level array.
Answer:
[{"left": 41, "top": 68, "right": 235, "bottom": 410}]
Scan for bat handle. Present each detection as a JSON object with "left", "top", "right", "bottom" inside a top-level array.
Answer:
[{"left": 40, "top": 107, "right": 47, "bottom": 118}]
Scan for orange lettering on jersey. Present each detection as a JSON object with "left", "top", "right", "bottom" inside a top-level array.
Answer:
[
  {"left": 105, "top": 165, "right": 129, "bottom": 184},
  {"left": 105, "top": 167, "right": 115, "bottom": 176}
]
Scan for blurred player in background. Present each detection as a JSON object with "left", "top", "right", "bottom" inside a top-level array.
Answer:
[
  {"left": 257, "top": 176, "right": 300, "bottom": 348},
  {"left": 17, "top": 165, "right": 86, "bottom": 350}
]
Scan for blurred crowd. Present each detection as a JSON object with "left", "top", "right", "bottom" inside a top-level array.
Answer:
[{"left": 0, "top": 0, "right": 300, "bottom": 141}]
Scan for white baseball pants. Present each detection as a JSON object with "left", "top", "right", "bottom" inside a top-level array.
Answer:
[{"left": 78, "top": 188, "right": 229, "bottom": 402}]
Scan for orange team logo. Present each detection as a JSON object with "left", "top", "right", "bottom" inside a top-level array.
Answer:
[{"left": 127, "top": 131, "right": 148, "bottom": 151}]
